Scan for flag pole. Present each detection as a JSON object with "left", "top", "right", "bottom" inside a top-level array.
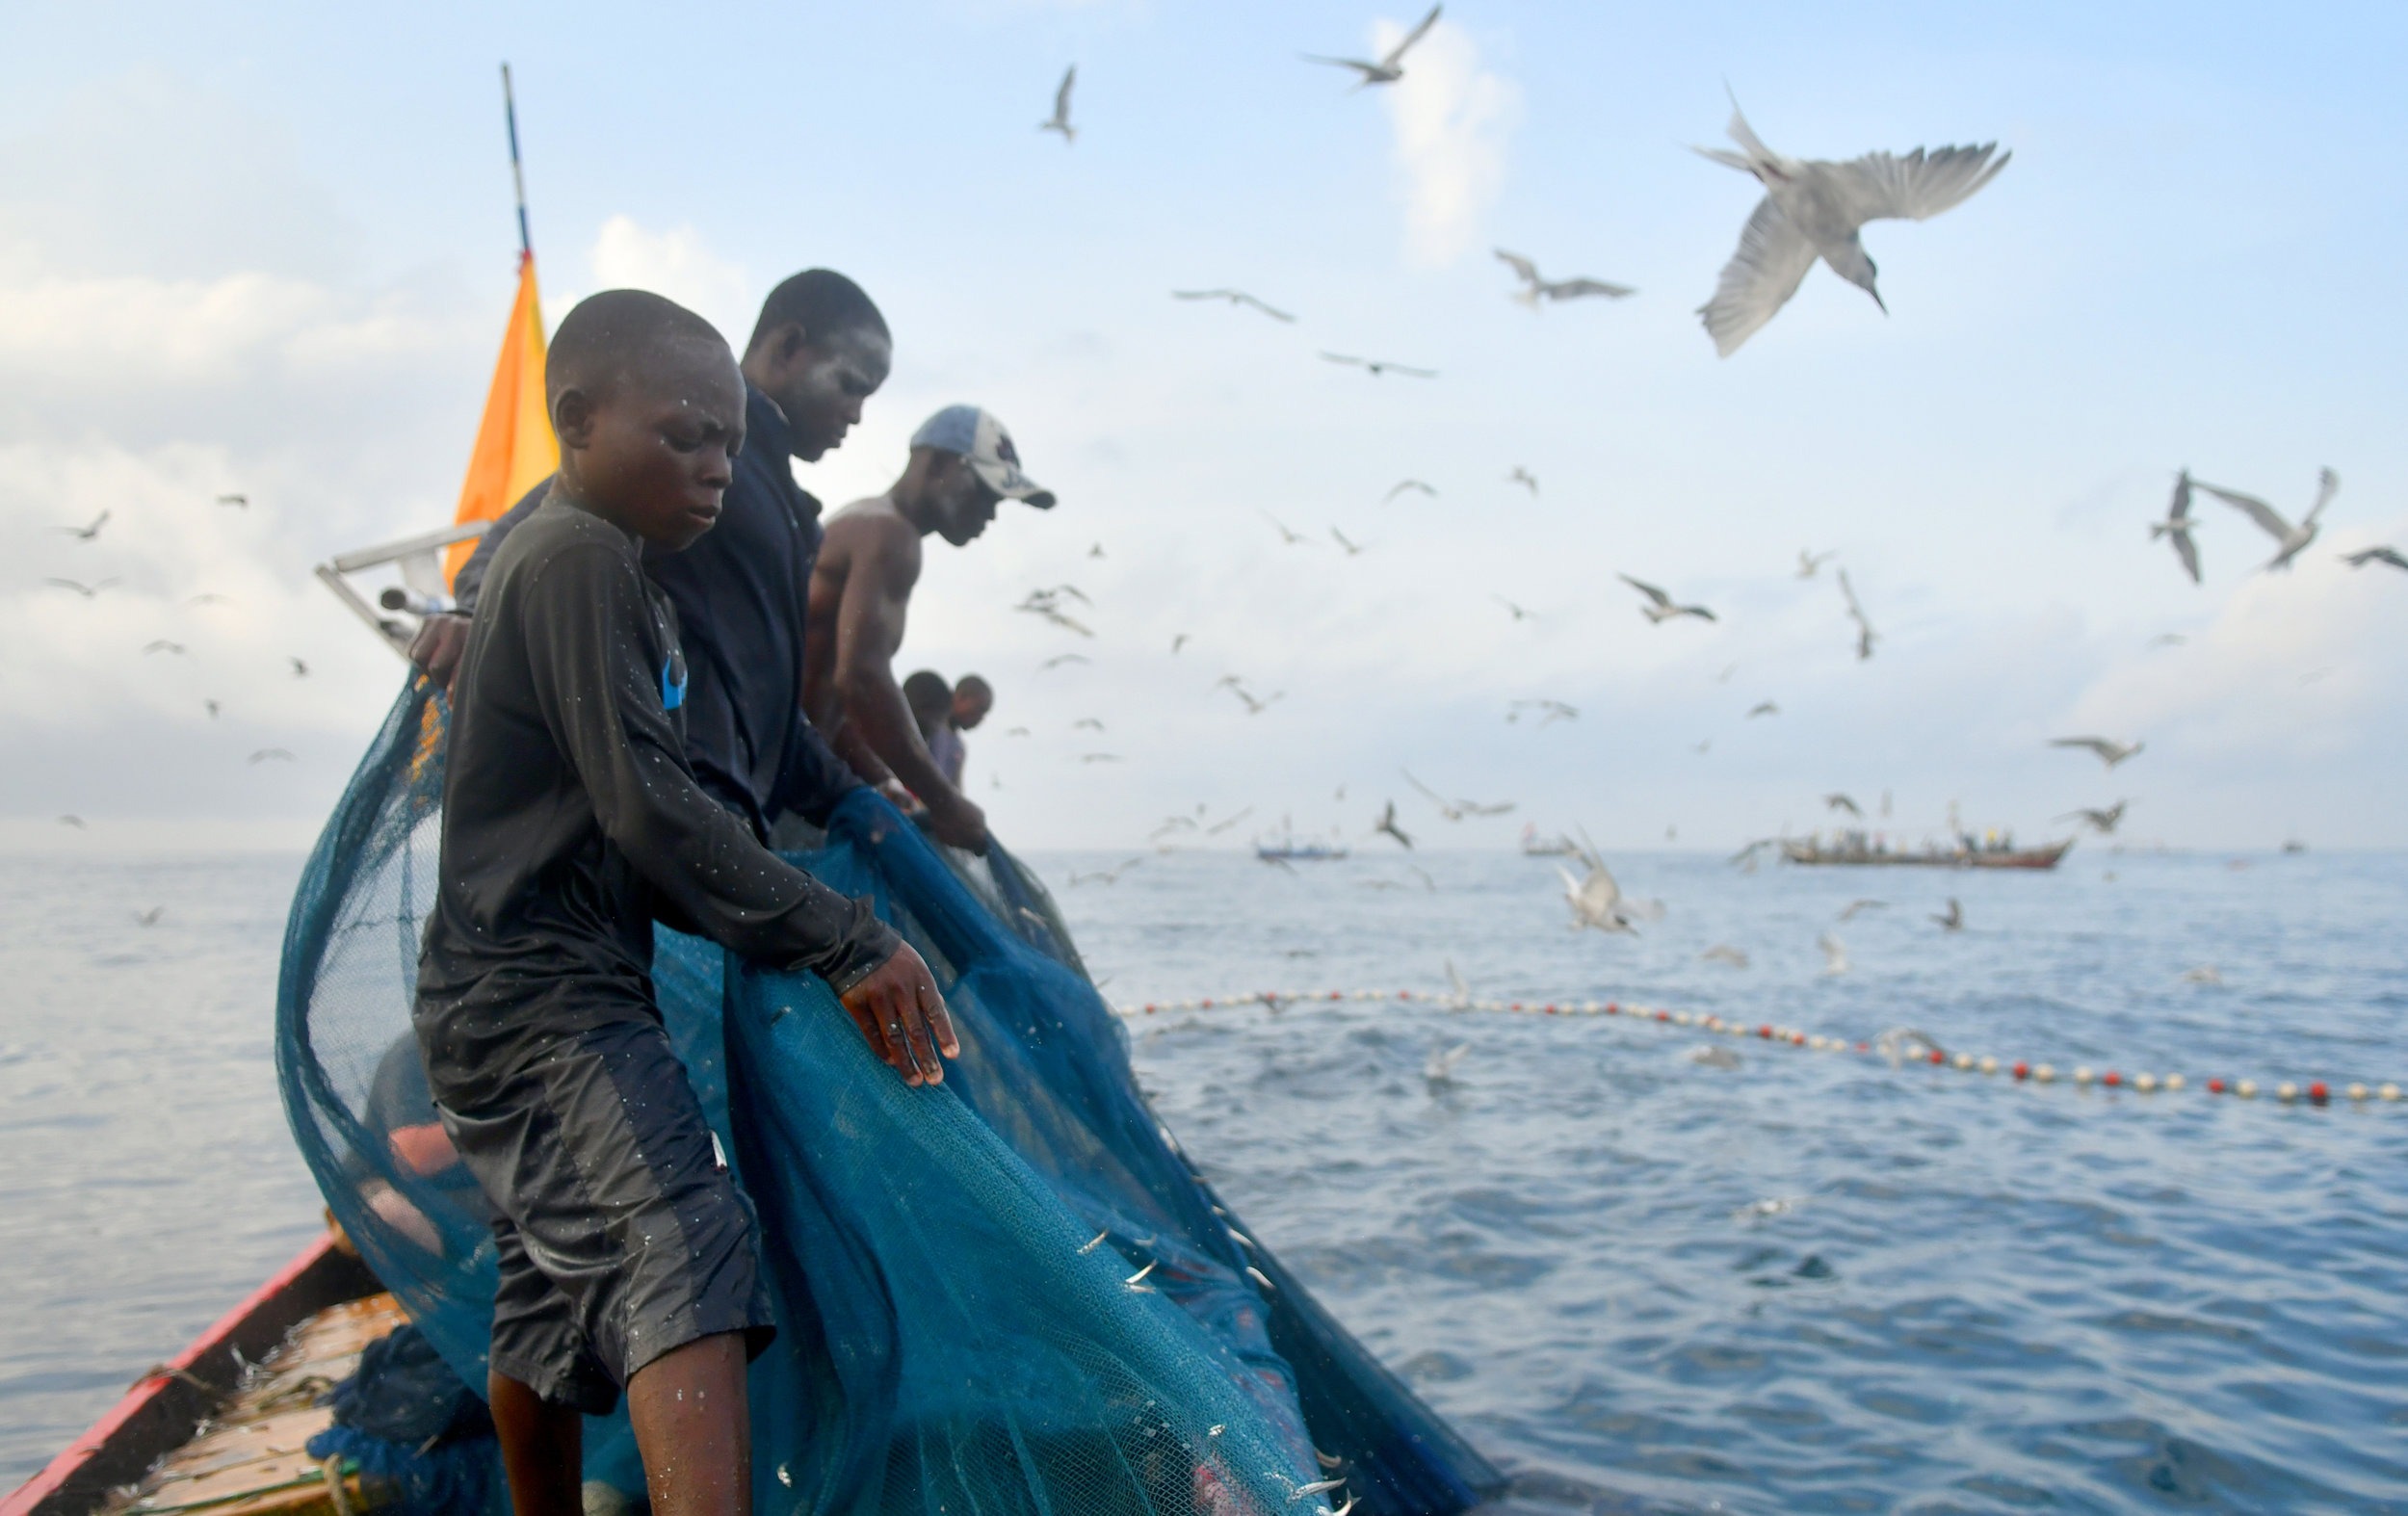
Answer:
[{"left": 501, "top": 63, "right": 532, "bottom": 261}]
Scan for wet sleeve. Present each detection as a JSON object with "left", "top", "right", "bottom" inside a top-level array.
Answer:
[
  {"left": 452, "top": 480, "right": 555, "bottom": 614},
  {"left": 772, "top": 706, "right": 868, "bottom": 827},
  {"left": 517, "top": 541, "right": 901, "bottom": 991}
]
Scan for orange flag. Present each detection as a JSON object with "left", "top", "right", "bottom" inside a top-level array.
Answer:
[{"left": 445, "top": 252, "right": 558, "bottom": 584}]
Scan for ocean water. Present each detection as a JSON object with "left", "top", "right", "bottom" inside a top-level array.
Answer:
[{"left": 5, "top": 845, "right": 2405, "bottom": 1513}]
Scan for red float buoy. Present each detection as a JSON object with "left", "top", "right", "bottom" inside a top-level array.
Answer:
[
  {"left": 2309, "top": 1082, "right": 2330, "bottom": 1105},
  {"left": 2208, "top": 1078, "right": 2226, "bottom": 1093},
  {"left": 1928, "top": 1049, "right": 1946, "bottom": 1065},
  {"left": 2012, "top": 1061, "right": 2029, "bottom": 1080},
  {"left": 1758, "top": 1025, "right": 1773, "bottom": 1039},
  {"left": 2103, "top": 1071, "right": 2121, "bottom": 1088},
  {"left": 1791, "top": 1032, "right": 1806, "bottom": 1045},
  {"left": 1655, "top": 1009, "right": 1669, "bottom": 1021}
]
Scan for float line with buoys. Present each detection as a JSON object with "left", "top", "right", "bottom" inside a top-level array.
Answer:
[{"left": 1113, "top": 988, "right": 2402, "bottom": 1110}]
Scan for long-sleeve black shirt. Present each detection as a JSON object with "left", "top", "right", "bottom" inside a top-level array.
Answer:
[
  {"left": 453, "top": 386, "right": 859, "bottom": 836},
  {"left": 417, "top": 493, "right": 897, "bottom": 1075}
]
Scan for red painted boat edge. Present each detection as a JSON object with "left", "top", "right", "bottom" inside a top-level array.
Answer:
[{"left": 2, "top": 1231, "right": 376, "bottom": 1516}]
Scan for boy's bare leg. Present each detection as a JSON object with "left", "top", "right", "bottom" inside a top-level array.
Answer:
[
  {"left": 489, "top": 1372, "right": 586, "bottom": 1516},
  {"left": 629, "top": 1332, "right": 752, "bottom": 1516}
]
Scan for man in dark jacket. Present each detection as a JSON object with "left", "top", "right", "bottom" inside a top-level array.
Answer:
[{"left": 414, "top": 269, "right": 892, "bottom": 836}]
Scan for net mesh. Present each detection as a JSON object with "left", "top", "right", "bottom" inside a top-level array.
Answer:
[{"left": 276, "top": 677, "right": 1503, "bottom": 1516}]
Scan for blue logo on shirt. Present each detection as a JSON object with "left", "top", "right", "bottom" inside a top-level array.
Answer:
[{"left": 662, "top": 648, "right": 688, "bottom": 712}]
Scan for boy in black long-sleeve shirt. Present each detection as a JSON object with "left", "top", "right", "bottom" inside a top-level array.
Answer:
[{"left": 416, "top": 289, "right": 956, "bottom": 1516}]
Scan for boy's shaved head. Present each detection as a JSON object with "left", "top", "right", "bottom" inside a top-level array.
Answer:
[
  {"left": 548, "top": 289, "right": 730, "bottom": 406},
  {"left": 545, "top": 290, "right": 746, "bottom": 553}
]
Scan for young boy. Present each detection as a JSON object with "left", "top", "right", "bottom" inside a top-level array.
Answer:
[{"left": 414, "top": 290, "right": 957, "bottom": 1516}]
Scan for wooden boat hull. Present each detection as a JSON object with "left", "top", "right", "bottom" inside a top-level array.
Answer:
[{"left": 3, "top": 1233, "right": 382, "bottom": 1516}]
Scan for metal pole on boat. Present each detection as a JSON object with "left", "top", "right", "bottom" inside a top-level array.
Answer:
[{"left": 501, "top": 63, "right": 533, "bottom": 261}]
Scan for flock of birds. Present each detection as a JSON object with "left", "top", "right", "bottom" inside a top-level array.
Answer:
[
  {"left": 39, "top": 493, "right": 308, "bottom": 831},
  {"left": 1037, "top": 6, "right": 2020, "bottom": 358}
]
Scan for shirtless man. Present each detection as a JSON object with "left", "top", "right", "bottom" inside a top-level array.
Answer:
[{"left": 805, "top": 406, "right": 1054, "bottom": 853}]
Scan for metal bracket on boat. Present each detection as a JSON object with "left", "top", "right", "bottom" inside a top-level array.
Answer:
[{"left": 313, "top": 520, "right": 490, "bottom": 657}]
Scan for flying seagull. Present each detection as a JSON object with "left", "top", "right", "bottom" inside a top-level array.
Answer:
[
  {"left": 1038, "top": 65, "right": 1077, "bottom": 144},
  {"left": 1228, "top": 686, "right": 1284, "bottom": 716},
  {"left": 1039, "top": 653, "right": 1090, "bottom": 670},
  {"left": 1746, "top": 700, "right": 1779, "bottom": 718},
  {"left": 2343, "top": 545, "right": 2408, "bottom": 572},
  {"left": 1321, "top": 352, "right": 1436, "bottom": 379},
  {"left": 1505, "top": 466, "right": 1540, "bottom": 496},
  {"left": 56, "top": 510, "right": 110, "bottom": 541},
  {"left": 1557, "top": 835, "right": 1662, "bottom": 935},
  {"left": 1494, "top": 249, "right": 1634, "bottom": 307},
  {"left": 1170, "top": 634, "right": 1190, "bottom": 654},
  {"left": 289, "top": 657, "right": 311, "bottom": 678},
  {"left": 59, "top": 815, "right": 86, "bottom": 829},
  {"left": 1824, "top": 793, "right": 1862, "bottom": 817},
  {"left": 1263, "top": 513, "right": 1313, "bottom": 546},
  {"left": 1301, "top": 4, "right": 1441, "bottom": 87},
  {"left": 1330, "top": 527, "right": 1370, "bottom": 556},
  {"left": 1838, "top": 899, "right": 1887, "bottom": 922},
  {"left": 1383, "top": 480, "right": 1437, "bottom": 503},
  {"left": 1017, "top": 600, "right": 1095, "bottom": 638},
  {"left": 1067, "top": 857, "right": 1146, "bottom": 887},
  {"left": 2151, "top": 470, "right": 2204, "bottom": 584},
  {"left": 45, "top": 578, "right": 118, "bottom": 597},
  {"left": 1819, "top": 932, "right": 1850, "bottom": 975},
  {"left": 1493, "top": 595, "right": 1531, "bottom": 622},
  {"left": 1172, "top": 288, "right": 1296, "bottom": 323},
  {"left": 215, "top": 493, "right": 248, "bottom": 508},
  {"left": 1373, "top": 801, "right": 1415, "bottom": 849},
  {"left": 1796, "top": 548, "right": 1836, "bottom": 579},
  {"left": 247, "top": 747, "right": 296, "bottom": 764},
  {"left": 2050, "top": 736, "right": 2144, "bottom": 770},
  {"left": 1619, "top": 574, "right": 1715, "bottom": 623},
  {"left": 2056, "top": 800, "right": 2130, "bottom": 835},
  {"left": 142, "top": 640, "right": 187, "bottom": 656},
  {"left": 1838, "top": 568, "right": 1878, "bottom": 660},
  {"left": 1506, "top": 698, "right": 1578, "bottom": 725},
  {"left": 1694, "top": 97, "right": 2011, "bottom": 356},
  {"left": 1931, "top": 898, "right": 1964, "bottom": 931},
  {"left": 2193, "top": 469, "right": 2337, "bottom": 571}
]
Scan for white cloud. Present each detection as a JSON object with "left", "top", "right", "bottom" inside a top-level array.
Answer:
[
  {"left": 565, "top": 216, "right": 753, "bottom": 344},
  {"left": 1375, "top": 15, "right": 1521, "bottom": 267}
]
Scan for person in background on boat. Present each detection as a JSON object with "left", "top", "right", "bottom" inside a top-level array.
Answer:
[
  {"left": 415, "top": 291, "right": 955, "bottom": 1516},
  {"left": 938, "top": 673, "right": 991, "bottom": 787},
  {"left": 887, "top": 670, "right": 954, "bottom": 814},
  {"left": 412, "top": 268, "right": 895, "bottom": 840},
  {"left": 804, "top": 407, "right": 1055, "bottom": 855}
]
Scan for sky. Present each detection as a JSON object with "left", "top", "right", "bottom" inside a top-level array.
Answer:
[{"left": 2, "top": 0, "right": 2403, "bottom": 852}]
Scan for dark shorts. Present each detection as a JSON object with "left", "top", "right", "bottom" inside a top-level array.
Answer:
[{"left": 429, "top": 1014, "right": 774, "bottom": 1414}]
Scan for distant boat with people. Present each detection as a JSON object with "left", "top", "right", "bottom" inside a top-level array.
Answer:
[
  {"left": 1783, "top": 829, "right": 2071, "bottom": 871},
  {"left": 1256, "top": 818, "right": 1349, "bottom": 862},
  {"left": 1257, "top": 839, "right": 1349, "bottom": 862}
]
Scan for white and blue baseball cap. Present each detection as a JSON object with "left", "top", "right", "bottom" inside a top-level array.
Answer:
[{"left": 909, "top": 405, "right": 1055, "bottom": 510}]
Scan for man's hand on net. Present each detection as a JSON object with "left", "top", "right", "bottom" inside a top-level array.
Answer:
[
  {"left": 925, "top": 792, "right": 989, "bottom": 855},
  {"left": 838, "top": 942, "right": 959, "bottom": 1086},
  {"left": 407, "top": 613, "right": 472, "bottom": 696}
]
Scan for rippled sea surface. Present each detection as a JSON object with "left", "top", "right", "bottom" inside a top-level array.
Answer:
[{"left": 6, "top": 847, "right": 2406, "bottom": 1512}]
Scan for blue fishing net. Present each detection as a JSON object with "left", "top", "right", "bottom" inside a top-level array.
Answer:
[{"left": 276, "top": 677, "right": 1502, "bottom": 1516}]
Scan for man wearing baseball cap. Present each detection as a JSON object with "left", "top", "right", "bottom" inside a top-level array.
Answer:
[{"left": 804, "top": 405, "right": 1054, "bottom": 852}]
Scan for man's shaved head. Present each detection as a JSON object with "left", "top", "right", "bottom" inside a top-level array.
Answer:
[{"left": 548, "top": 289, "right": 730, "bottom": 407}]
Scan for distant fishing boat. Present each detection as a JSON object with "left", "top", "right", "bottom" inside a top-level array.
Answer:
[
  {"left": 1256, "top": 818, "right": 1348, "bottom": 862},
  {"left": 1782, "top": 830, "right": 2071, "bottom": 871},
  {"left": 1520, "top": 823, "right": 1579, "bottom": 857},
  {"left": 1257, "top": 840, "right": 1349, "bottom": 862}
]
